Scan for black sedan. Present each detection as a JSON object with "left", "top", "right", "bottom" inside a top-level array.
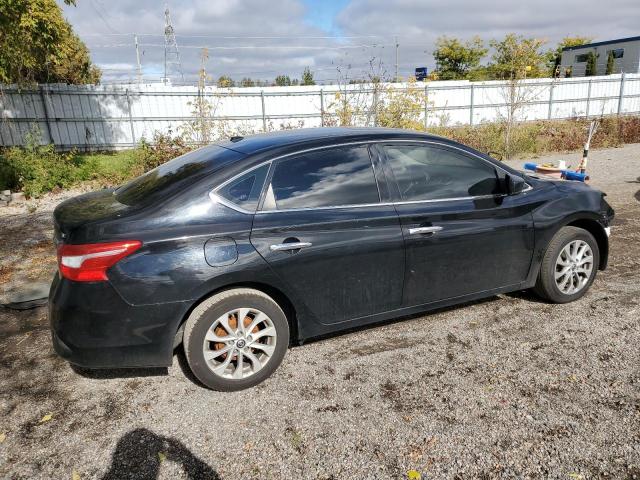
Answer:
[{"left": 49, "top": 128, "right": 614, "bottom": 391}]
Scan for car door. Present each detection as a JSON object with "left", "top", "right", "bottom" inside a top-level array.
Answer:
[
  {"left": 376, "top": 142, "right": 536, "bottom": 307},
  {"left": 250, "top": 144, "right": 405, "bottom": 325}
]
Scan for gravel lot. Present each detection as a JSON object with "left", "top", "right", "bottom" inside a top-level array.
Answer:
[{"left": 1, "top": 144, "right": 639, "bottom": 479}]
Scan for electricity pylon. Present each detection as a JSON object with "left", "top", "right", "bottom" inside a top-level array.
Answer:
[{"left": 163, "top": 6, "right": 184, "bottom": 84}]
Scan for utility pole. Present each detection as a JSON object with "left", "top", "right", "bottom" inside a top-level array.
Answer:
[
  {"left": 134, "top": 34, "right": 143, "bottom": 84},
  {"left": 163, "top": 6, "right": 184, "bottom": 84},
  {"left": 394, "top": 36, "right": 399, "bottom": 83}
]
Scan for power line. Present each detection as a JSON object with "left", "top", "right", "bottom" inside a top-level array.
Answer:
[
  {"left": 88, "top": 43, "right": 393, "bottom": 50},
  {"left": 88, "top": 0, "right": 120, "bottom": 34},
  {"left": 79, "top": 33, "right": 399, "bottom": 39}
]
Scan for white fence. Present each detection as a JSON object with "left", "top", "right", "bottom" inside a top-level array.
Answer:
[{"left": 1, "top": 73, "right": 639, "bottom": 150}]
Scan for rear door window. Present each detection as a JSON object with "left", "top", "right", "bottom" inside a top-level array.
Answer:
[{"left": 266, "top": 145, "right": 380, "bottom": 210}]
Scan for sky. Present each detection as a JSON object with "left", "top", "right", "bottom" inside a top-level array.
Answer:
[{"left": 59, "top": 0, "right": 639, "bottom": 84}]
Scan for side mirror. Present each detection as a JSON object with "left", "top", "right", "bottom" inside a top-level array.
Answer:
[{"left": 506, "top": 174, "right": 526, "bottom": 195}]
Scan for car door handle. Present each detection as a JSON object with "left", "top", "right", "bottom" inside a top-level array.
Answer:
[
  {"left": 408, "top": 226, "right": 443, "bottom": 235},
  {"left": 270, "top": 242, "right": 313, "bottom": 252}
]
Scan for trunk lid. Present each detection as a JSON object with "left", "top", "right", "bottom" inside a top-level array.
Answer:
[{"left": 53, "top": 189, "right": 130, "bottom": 243}]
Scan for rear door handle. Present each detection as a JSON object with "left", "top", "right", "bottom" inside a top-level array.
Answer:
[
  {"left": 408, "top": 226, "right": 443, "bottom": 235},
  {"left": 270, "top": 242, "right": 313, "bottom": 252}
]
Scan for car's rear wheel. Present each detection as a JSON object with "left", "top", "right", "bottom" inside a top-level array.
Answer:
[
  {"left": 533, "top": 226, "right": 599, "bottom": 303},
  {"left": 183, "top": 288, "right": 289, "bottom": 391}
]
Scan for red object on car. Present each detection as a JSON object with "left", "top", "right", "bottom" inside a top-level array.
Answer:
[{"left": 57, "top": 240, "right": 141, "bottom": 282}]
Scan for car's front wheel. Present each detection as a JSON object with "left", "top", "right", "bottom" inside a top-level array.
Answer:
[
  {"left": 183, "top": 288, "right": 289, "bottom": 391},
  {"left": 533, "top": 226, "right": 600, "bottom": 303}
]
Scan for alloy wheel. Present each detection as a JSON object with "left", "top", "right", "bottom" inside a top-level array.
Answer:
[
  {"left": 202, "top": 308, "right": 277, "bottom": 379},
  {"left": 554, "top": 239, "right": 594, "bottom": 295}
]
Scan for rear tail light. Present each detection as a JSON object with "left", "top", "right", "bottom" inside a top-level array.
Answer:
[{"left": 57, "top": 240, "right": 142, "bottom": 282}]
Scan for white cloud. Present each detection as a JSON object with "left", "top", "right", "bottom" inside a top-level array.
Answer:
[{"left": 59, "top": 0, "right": 639, "bottom": 84}]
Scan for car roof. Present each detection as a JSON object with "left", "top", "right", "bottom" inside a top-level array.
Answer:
[{"left": 216, "top": 127, "right": 448, "bottom": 155}]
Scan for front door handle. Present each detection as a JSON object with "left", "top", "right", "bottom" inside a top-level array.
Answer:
[
  {"left": 270, "top": 241, "right": 313, "bottom": 252},
  {"left": 408, "top": 226, "right": 443, "bottom": 236}
]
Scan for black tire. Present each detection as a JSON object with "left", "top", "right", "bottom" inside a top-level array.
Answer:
[
  {"left": 183, "top": 288, "right": 289, "bottom": 391},
  {"left": 533, "top": 226, "right": 599, "bottom": 303}
]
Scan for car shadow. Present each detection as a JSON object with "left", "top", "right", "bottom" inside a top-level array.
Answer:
[
  {"left": 101, "top": 428, "right": 219, "bottom": 479},
  {"left": 174, "top": 347, "right": 208, "bottom": 389},
  {"left": 71, "top": 364, "right": 168, "bottom": 380},
  {"left": 504, "top": 289, "right": 549, "bottom": 303},
  {"left": 71, "top": 291, "right": 546, "bottom": 388},
  {"left": 70, "top": 349, "right": 208, "bottom": 389},
  {"left": 298, "top": 295, "right": 504, "bottom": 347}
]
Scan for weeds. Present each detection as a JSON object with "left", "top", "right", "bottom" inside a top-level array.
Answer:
[
  {"left": 429, "top": 116, "right": 640, "bottom": 159},
  {"left": 1, "top": 116, "right": 639, "bottom": 198}
]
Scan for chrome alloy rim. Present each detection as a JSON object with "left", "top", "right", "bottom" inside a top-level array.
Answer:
[
  {"left": 554, "top": 240, "right": 594, "bottom": 295},
  {"left": 202, "top": 308, "right": 277, "bottom": 379}
]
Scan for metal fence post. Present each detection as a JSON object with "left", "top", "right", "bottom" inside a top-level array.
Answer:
[
  {"left": 260, "top": 90, "right": 267, "bottom": 131},
  {"left": 125, "top": 89, "right": 136, "bottom": 146},
  {"left": 373, "top": 87, "right": 378, "bottom": 127},
  {"left": 424, "top": 84, "right": 429, "bottom": 129},
  {"left": 547, "top": 82, "right": 555, "bottom": 120},
  {"left": 585, "top": 79, "right": 592, "bottom": 118},
  {"left": 38, "top": 85, "right": 54, "bottom": 145},
  {"left": 319, "top": 88, "right": 324, "bottom": 127},
  {"left": 617, "top": 73, "right": 626, "bottom": 115},
  {"left": 469, "top": 84, "right": 475, "bottom": 125}
]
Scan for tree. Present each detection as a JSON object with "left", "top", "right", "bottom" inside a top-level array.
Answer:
[
  {"left": 585, "top": 52, "right": 597, "bottom": 76},
  {"left": 605, "top": 51, "right": 615, "bottom": 75},
  {"left": 486, "top": 35, "right": 547, "bottom": 159},
  {"left": 488, "top": 34, "right": 547, "bottom": 80},
  {"left": 546, "top": 36, "right": 592, "bottom": 77},
  {"left": 217, "top": 75, "right": 234, "bottom": 87},
  {"left": 432, "top": 36, "right": 487, "bottom": 80},
  {"left": 240, "top": 77, "right": 255, "bottom": 87},
  {"left": 301, "top": 67, "right": 315, "bottom": 86},
  {"left": 0, "top": 0, "right": 101, "bottom": 85},
  {"left": 274, "top": 75, "right": 291, "bottom": 86},
  {"left": 375, "top": 77, "right": 429, "bottom": 130}
]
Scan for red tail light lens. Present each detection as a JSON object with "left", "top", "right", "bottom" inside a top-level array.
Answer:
[{"left": 57, "top": 240, "right": 142, "bottom": 282}]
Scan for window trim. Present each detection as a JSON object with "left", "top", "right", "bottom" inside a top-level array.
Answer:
[{"left": 209, "top": 140, "right": 529, "bottom": 215}]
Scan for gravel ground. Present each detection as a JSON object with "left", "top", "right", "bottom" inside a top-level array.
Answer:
[{"left": 0, "top": 144, "right": 639, "bottom": 479}]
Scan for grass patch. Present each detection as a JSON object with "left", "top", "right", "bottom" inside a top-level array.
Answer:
[
  {"left": 0, "top": 147, "right": 141, "bottom": 197},
  {"left": 74, "top": 150, "right": 141, "bottom": 186}
]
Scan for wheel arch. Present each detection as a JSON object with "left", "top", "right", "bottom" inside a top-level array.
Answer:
[
  {"left": 173, "top": 282, "right": 299, "bottom": 349},
  {"left": 565, "top": 217, "right": 608, "bottom": 270}
]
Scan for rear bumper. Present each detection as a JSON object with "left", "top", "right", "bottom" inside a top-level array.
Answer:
[{"left": 48, "top": 273, "right": 190, "bottom": 368}]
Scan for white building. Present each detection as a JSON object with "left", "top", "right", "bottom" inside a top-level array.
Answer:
[{"left": 560, "top": 36, "right": 640, "bottom": 77}]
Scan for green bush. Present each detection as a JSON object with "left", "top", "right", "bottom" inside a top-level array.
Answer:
[
  {"left": 0, "top": 125, "right": 94, "bottom": 198},
  {"left": 0, "top": 131, "right": 194, "bottom": 198},
  {"left": 135, "top": 132, "right": 191, "bottom": 172}
]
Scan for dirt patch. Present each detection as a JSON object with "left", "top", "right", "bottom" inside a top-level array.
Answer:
[{"left": 1, "top": 144, "right": 639, "bottom": 479}]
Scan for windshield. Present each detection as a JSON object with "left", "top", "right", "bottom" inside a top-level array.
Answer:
[{"left": 115, "top": 145, "right": 245, "bottom": 206}]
